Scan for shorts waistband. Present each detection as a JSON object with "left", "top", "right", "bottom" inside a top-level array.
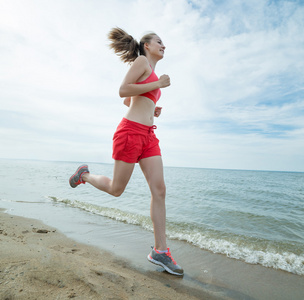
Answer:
[{"left": 120, "top": 118, "right": 157, "bottom": 133}]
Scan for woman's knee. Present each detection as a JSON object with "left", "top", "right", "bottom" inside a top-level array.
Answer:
[
  {"left": 111, "top": 187, "right": 125, "bottom": 197},
  {"left": 152, "top": 182, "right": 166, "bottom": 199}
]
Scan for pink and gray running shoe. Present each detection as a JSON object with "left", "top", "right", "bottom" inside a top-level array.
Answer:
[
  {"left": 69, "top": 165, "right": 89, "bottom": 188},
  {"left": 147, "top": 247, "right": 184, "bottom": 276}
]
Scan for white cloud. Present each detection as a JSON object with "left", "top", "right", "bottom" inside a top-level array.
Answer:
[{"left": 0, "top": 0, "right": 303, "bottom": 171}]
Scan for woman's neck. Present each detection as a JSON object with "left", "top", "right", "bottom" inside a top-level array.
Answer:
[{"left": 145, "top": 54, "right": 158, "bottom": 70}]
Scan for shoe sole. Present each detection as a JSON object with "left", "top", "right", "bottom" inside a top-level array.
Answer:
[
  {"left": 69, "top": 165, "right": 88, "bottom": 188},
  {"left": 147, "top": 255, "right": 184, "bottom": 276}
]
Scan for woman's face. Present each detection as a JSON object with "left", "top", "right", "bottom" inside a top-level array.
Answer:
[{"left": 146, "top": 35, "right": 166, "bottom": 59}]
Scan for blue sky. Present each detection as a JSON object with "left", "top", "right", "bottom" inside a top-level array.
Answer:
[{"left": 0, "top": 0, "right": 303, "bottom": 171}]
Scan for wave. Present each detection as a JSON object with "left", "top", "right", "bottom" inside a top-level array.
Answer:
[
  {"left": 166, "top": 226, "right": 304, "bottom": 276},
  {"left": 49, "top": 196, "right": 154, "bottom": 231},
  {"left": 49, "top": 196, "right": 304, "bottom": 276}
]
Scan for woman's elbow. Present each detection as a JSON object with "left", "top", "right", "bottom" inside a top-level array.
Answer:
[
  {"left": 119, "top": 86, "right": 128, "bottom": 98},
  {"left": 119, "top": 88, "right": 124, "bottom": 98}
]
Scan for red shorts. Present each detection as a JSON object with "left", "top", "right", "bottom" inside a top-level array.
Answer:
[{"left": 112, "top": 118, "right": 161, "bottom": 163}]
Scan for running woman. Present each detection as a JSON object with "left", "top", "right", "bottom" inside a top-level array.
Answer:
[{"left": 69, "top": 27, "right": 183, "bottom": 276}]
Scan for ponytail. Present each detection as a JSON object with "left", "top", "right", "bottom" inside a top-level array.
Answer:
[{"left": 108, "top": 27, "right": 139, "bottom": 64}]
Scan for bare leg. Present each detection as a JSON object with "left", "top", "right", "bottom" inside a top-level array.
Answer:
[
  {"left": 82, "top": 160, "right": 135, "bottom": 197},
  {"left": 139, "top": 156, "right": 167, "bottom": 251}
]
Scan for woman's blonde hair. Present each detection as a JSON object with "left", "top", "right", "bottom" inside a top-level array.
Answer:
[{"left": 108, "top": 27, "right": 156, "bottom": 63}]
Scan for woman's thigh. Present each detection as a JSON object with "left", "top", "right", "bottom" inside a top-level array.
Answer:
[
  {"left": 111, "top": 160, "right": 135, "bottom": 195},
  {"left": 139, "top": 156, "right": 165, "bottom": 194}
]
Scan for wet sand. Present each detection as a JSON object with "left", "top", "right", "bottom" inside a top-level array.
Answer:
[
  {"left": 1, "top": 209, "right": 303, "bottom": 300},
  {"left": 0, "top": 210, "right": 217, "bottom": 300}
]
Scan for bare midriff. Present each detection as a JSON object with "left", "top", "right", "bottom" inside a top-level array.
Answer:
[{"left": 124, "top": 96, "right": 156, "bottom": 126}]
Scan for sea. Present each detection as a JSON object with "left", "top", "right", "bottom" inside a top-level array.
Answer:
[{"left": 1, "top": 158, "right": 303, "bottom": 277}]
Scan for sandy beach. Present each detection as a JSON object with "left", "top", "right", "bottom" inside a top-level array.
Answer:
[
  {"left": 1, "top": 208, "right": 304, "bottom": 300},
  {"left": 0, "top": 210, "right": 216, "bottom": 300}
]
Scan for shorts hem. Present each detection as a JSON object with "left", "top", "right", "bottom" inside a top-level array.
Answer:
[
  {"left": 112, "top": 156, "right": 137, "bottom": 164},
  {"left": 112, "top": 154, "right": 162, "bottom": 164},
  {"left": 139, "top": 154, "right": 162, "bottom": 161}
]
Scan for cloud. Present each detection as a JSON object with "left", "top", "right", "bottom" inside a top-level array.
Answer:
[{"left": 0, "top": 0, "right": 303, "bottom": 171}]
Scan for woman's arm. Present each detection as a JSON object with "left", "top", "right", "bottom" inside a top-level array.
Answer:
[{"left": 119, "top": 56, "right": 170, "bottom": 98}]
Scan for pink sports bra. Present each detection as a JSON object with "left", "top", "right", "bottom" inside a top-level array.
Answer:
[{"left": 136, "top": 67, "right": 161, "bottom": 104}]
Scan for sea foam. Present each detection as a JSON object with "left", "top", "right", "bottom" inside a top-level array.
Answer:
[{"left": 50, "top": 196, "right": 304, "bottom": 275}]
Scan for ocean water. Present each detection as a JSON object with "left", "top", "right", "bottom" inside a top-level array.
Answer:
[{"left": 0, "top": 159, "right": 303, "bottom": 276}]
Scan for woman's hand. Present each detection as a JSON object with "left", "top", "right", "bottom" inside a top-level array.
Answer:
[
  {"left": 154, "top": 106, "right": 162, "bottom": 117},
  {"left": 123, "top": 97, "right": 131, "bottom": 107},
  {"left": 158, "top": 75, "right": 170, "bottom": 88}
]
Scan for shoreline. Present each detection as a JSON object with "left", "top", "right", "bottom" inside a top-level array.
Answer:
[
  {"left": 1, "top": 208, "right": 304, "bottom": 300},
  {"left": 0, "top": 210, "right": 218, "bottom": 300}
]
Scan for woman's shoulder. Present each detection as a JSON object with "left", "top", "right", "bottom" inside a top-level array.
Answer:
[{"left": 133, "top": 55, "right": 149, "bottom": 67}]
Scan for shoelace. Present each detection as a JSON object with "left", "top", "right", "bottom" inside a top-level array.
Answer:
[{"left": 165, "top": 251, "right": 177, "bottom": 265}]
